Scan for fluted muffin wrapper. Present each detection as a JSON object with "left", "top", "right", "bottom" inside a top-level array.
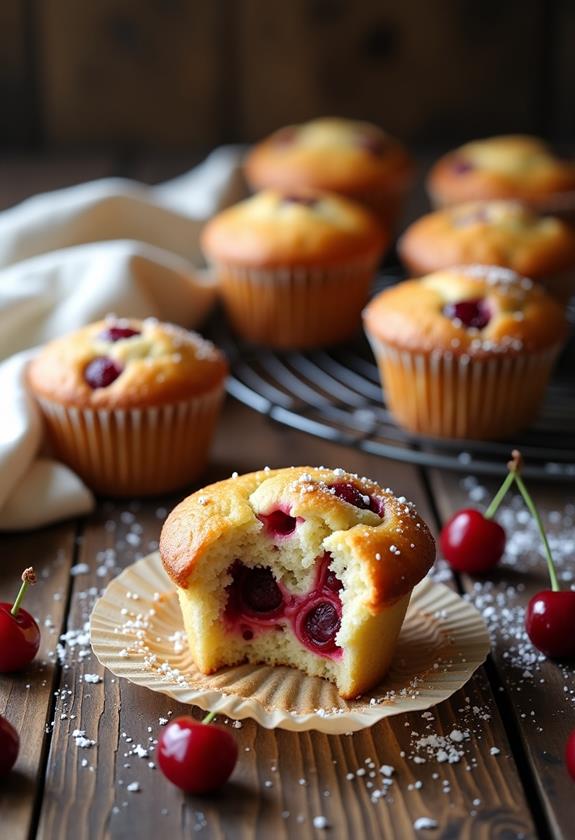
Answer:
[
  {"left": 90, "top": 552, "right": 490, "bottom": 733},
  {"left": 213, "top": 255, "right": 380, "bottom": 349},
  {"left": 37, "top": 386, "right": 225, "bottom": 497},
  {"left": 366, "top": 335, "right": 562, "bottom": 440}
]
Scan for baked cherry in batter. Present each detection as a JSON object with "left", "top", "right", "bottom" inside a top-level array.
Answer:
[
  {"left": 84, "top": 356, "right": 123, "bottom": 389},
  {"left": 224, "top": 553, "right": 343, "bottom": 656},
  {"left": 99, "top": 325, "right": 140, "bottom": 342},
  {"left": 443, "top": 299, "right": 491, "bottom": 329}
]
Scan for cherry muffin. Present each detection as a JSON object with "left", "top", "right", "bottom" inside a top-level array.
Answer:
[
  {"left": 427, "top": 136, "right": 575, "bottom": 220},
  {"left": 160, "top": 466, "right": 435, "bottom": 699},
  {"left": 27, "top": 317, "right": 228, "bottom": 496},
  {"left": 201, "top": 189, "right": 387, "bottom": 348},
  {"left": 399, "top": 201, "right": 575, "bottom": 303},
  {"left": 363, "top": 266, "right": 568, "bottom": 440},
  {"left": 244, "top": 117, "right": 413, "bottom": 229}
]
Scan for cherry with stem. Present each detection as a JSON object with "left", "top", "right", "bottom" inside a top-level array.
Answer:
[
  {"left": 515, "top": 459, "right": 575, "bottom": 660},
  {"left": 439, "top": 452, "right": 520, "bottom": 574},
  {"left": 0, "top": 567, "right": 41, "bottom": 673},
  {"left": 158, "top": 710, "right": 238, "bottom": 794}
]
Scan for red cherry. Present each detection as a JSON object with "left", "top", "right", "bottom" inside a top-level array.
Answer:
[
  {"left": 443, "top": 299, "right": 491, "bottom": 329},
  {"left": 240, "top": 566, "right": 283, "bottom": 615},
  {"left": 258, "top": 509, "right": 298, "bottom": 537},
  {"left": 327, "top": 483, "right": 385, "bottom": 517},
  {"left": 440, "top": 508, "right": 506, "bottom": 574},
  {"left": 158, "top": 716, "right": 238, "bottom": 794},
  {"left": 295, "top": 595, "right": 342, "bottom": 654},
  {"left": 303, "top": 600, "right": 341, "bottom": 650},
  {"left": 99, "top": 325, "right": 140, "bottom": 342},
  {"left": 525, "top": 590, "right": 575, "bottom": 659},
  {"left": 84, "top": 356, "right": 123, "bottom": 389},
  {"left": 0, "top": 716, "right": 19, "bottom": 776},
  {"left": 225, "top": 563, "right": 283, "bottom": 617},
  {"left": 0, "top": 568, "right": 41, "bottom": 673},
  {"left": 566, "top": 731, "right": 575, "bottom": 781},
  {"left": 0, "top": 603, "right": 40, "bottom": 672},
  {"left": 452, "top": 158, "right": 474, "bottom": 174}
]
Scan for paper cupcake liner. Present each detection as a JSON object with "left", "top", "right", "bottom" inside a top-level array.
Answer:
[
  {"left": 37, "top": 386, "right": 225, "bottom": 496},
  {"left": 214, "top": 256, "right": 380, "bottom": 349},
  {"left": 90, "top": 552, "right": 490, "bottom": 734},
  {"left": 366, "top": 336, "right": 562, "bottom": 440}
]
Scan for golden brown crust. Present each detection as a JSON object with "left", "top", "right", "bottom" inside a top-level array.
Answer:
[
  {"left": 363, "top": 266, "right": 568, "bottom": 358},
  {"left": 399, "top": 201, "right": 575, "bottom": 278},
  {"left": 27, "top": 318, "right": 228, "bottom": 410},
  {"left": 160, "top": 466, "right": 435, "bottom": 609},
  {"left": 427, "top": 136, "right": 575, "bottom": 208},
  {"left": 201, "top": 190, "right": 387, "bottom": 269},
  {"left": 244, "top": 117, "right": 413, "bottom": 196}
]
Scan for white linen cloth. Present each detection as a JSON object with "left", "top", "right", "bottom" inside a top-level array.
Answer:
[{"left": 0, "top": 146, "right": 244, "bottom": 530}]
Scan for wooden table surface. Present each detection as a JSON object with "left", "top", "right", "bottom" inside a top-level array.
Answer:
[{"left": 0, "top": 154, "right": 573, "bottom": 840}]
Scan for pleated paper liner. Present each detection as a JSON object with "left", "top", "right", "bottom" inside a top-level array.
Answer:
[{"left": 90, "top": 552, "right": 490, "bottom": 734}]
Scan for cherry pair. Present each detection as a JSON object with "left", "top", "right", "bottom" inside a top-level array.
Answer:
[{"left": 440, "top": 451, "right": 575, "bottom": 661}]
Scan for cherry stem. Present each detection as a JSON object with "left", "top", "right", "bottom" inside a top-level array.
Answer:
[
  {"left": 484, "top": 470, "right": 516, "bottom": 520},
  {"left": 484, "top": 450, "right": 523, "bottom": 519},
  {"left": 202, "top": 711, "right": 217, "bottom": 725},
  {"left": 11, "top": 567, "right": 36, "bottom": 617},
  {"left": 513, "top": 472, "right": 560, "bottom": 593}
]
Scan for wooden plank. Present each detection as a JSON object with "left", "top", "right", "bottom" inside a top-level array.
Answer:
[
  {"left": 0, "top": 522, "right": 77, "bottom": 840},
  {"left": 551, "top": 0, "right": 575, "bottom": 139},
  {"left": 37, "top": 1, "right": 226, "bottom": 148},
  {"left": 238, "top": 0, "right": 545, "bottom": 144},
  {"left": 36, "top": 402, "right": 536, "bottom": 838},
  {"left": 429, "top": 468, "right": 574, "bottom": 840},
  {"left": 0, "top": 0, "right": 37, "bottom": 145}
]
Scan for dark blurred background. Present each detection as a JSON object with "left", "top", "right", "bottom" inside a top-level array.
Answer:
[{"left": 1, "top": 0, "right": 574, "bottom": 156}]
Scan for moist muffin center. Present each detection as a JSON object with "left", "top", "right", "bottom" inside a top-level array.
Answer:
[{"left": 223, "top": 553, "right": 344, "bottom": 659}]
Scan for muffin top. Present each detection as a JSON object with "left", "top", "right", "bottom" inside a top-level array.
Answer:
[
  {"left": 363, "top": 266, "right": 568, "bottom": 358},
  {"left": 201, "top": 189, "right": 388, "bottom": 268},
  {"left": 244, "top": 117, "right": 413, "bottom": 195},
  {"left": 428, "top": 136, "right": 575, "bottom": 206},
  {"left": 160, "top": 466, "right": 435, "bottom": 609},
  {"left": 27, "top": 317, "right": 228, "bottom": 410},
  {"left": 398, "top": 201, "right": 575, "bottom": 277}
]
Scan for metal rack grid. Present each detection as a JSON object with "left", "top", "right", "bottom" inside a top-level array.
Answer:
[{"left": 213, "top": 274, "right": 575, "bottom": 481}]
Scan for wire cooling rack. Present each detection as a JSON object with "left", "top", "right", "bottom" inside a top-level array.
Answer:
[{"left": 212, "top": 274, "right": 575, "bottom": 481}]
